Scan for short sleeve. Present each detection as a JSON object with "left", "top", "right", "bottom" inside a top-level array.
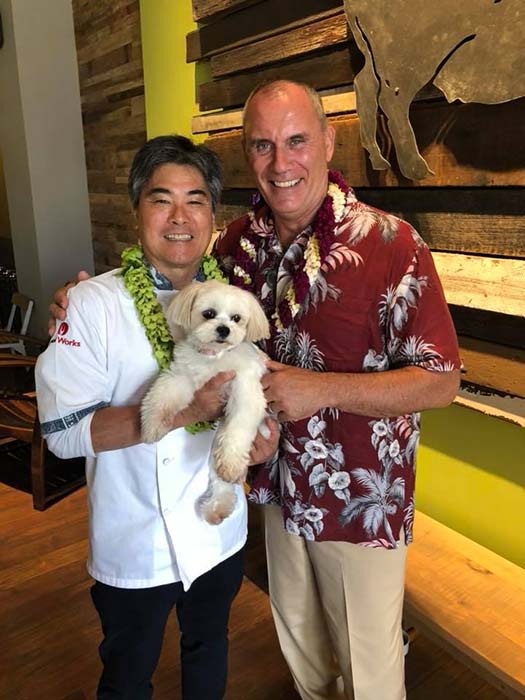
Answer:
[{"left": 386, "top": 237, "right": 460, "bottom": 372}]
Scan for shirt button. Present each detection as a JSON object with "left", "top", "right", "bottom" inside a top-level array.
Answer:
[
  {"left": 162, "top": 458, "right": 171, "bottom": 465},
  {"left": 163, "top": 508, "right": 172, "bottom": 516}
]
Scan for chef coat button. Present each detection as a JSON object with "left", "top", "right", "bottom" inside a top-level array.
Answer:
[
  {"left": 163, "top": 508, "right": 172, "bottom": 516},
  {"left": 162, "top": 457, "right": 171, "bottom": 465}
]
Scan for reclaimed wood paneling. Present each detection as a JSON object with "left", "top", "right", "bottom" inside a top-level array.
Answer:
[
  {"left": 433, "top": 253, "right": 525, "bottom": 318},
  {"left": 450, "top": 306, "right": 525, "bottom": 351},
  {"left": 190, "top": 0, "right": 525, "bottom": 407},
  {"left": 72, "top": 0, "right": 146, "bottom": 273},
  {"left": 199, "top": 45, "right": 356, "bottom": 111},
  {"left": 210, "top": 11, "right": 348, "bottom": 78},
  {"left": 192, "top": 0, "right": 261, "bottom": 22},
  {"left": 187, "top": 0, "right": 341, "bottom": 61},
  {"left": 357, "top": 189, "right": 525, "bottom": 259},
  {"left": 458, "top": 336, "right": 525, "bottom": 398}
]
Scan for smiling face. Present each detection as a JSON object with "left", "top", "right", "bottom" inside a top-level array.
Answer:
[
  {"left": 243, "top": 82, "right": 335, "bottom": 246},
  {"left": 135, "top": 163, "right": 214, "bottom": 288}
]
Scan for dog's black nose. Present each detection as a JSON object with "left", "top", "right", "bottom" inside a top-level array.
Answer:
[{"left": 216, "top": 325, "right": 230, "bottom": 339}]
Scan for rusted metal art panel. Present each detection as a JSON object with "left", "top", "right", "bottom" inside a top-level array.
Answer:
[{"left": 343, "top": 0, "right": 525, "bottom": 180}]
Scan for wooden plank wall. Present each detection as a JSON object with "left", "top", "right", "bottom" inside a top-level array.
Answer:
[
  {"left": 188, "top": 0, "right": 525, "bottom": 420},
  {"left": 72, "top": 0, "right": 146, "bottom": 274}
]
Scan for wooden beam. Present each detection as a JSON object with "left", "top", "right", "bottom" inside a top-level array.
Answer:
[
  {"left": 210, "top": 11, "right": 348, "bottom": 77},
  {"left": 450, "top": 305, "right": 525, "bottom": 350},
  {"left": 187, "top": 0, "right": 341, "bottom": 62},
  {"left": 433, "top": 252, "right": 525, "bottom": 317},
  {"left": 204, "top": 100, "right": 525, "bottom": 187},
  {"left": 198, "top": 46, "right": 355, "bottom": 111},
  {"left": 192, "top": 0, "right": 261, "bottom": 22},
  {"left": 357, "top": 188, "right": 525, "bottom": 258},
  {"left": 458, "top": 336, "right": 525, "bottom": 398},
  {"left": 414, "top": 213, "right": 525, "bottom": 258}
]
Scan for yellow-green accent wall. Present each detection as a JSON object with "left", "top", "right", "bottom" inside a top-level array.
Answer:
[
  {"left": 419, "top": 406, "right": 524, "bottom": 567},
  {"left": 139, "top": 0, "right": 198, "bottom": 139},
  {"left": 138, "top": 1, "right": 525, "bottom": 568}
]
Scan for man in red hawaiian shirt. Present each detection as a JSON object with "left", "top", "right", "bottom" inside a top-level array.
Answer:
[{"left": 214, "top": 80, "right": 461, "bottom": 700}]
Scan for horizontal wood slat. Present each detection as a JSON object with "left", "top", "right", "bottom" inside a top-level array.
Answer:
[
  {"left": 187, "top": 0, "right": 341, "bottom": 61},
  {"left": 450, "top": 306, "right": 525, "bottom": 351},
  {"left": 356, "top": 188, "right": 525, "bottom": 258},
  {"left": 210, "top": 11, "right": 348, "bottom": 77},
  {"left": 192, "top": 0, "right": 261, "bottom": 22},
  {"left": 407, "top": 213, "right": 525, "bottom": 258},
  {"left": 433, "top": 253, "right": 525, "bottom": 317},
  {"left": 458, "top": 336, "right": 525, "bottom": 398},
  {"left": 198, "top": 45, "right": 355, "bottom": 111}
]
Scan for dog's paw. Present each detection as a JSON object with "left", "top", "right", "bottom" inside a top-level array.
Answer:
[
  {"left": 141, "top": 411, "right": 171, "bottom": 444},
  {"left": 141, "top": 422, "right": 167, "bottom": 444},
  {"left": 199, "top": 490, "right": 237, "bottom": 525},
  {"left": 213, "top": 444, "right": 249, "bottom": 483}
]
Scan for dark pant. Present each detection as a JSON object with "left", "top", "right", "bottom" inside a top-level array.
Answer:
[{"left": 90, "top": 548, "right": 244, "bottom": 700}]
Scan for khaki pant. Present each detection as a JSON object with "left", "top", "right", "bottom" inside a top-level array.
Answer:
[{"left": 264, "top": 505, "right": 407, "bottom": 700}]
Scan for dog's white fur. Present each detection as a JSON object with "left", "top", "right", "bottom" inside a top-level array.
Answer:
[{"left": 141, "top": 280, "right": 270, "bottom": 525}]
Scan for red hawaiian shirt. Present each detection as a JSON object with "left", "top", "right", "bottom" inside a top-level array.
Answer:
[{"left": 214, "top": 187, "right": 460, "bottom": 548}]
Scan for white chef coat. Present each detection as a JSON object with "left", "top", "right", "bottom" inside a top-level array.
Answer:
[{"left": 35, "top": 270, "right": 247, "bottom": 591}]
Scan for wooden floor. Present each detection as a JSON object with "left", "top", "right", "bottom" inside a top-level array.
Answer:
[{"left": 0, "top": 481, "right": 508, "bottom": 700}]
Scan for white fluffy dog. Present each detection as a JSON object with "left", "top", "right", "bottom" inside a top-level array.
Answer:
[{"left": 141, "top": 280, "right": 270, "bottom": 525}]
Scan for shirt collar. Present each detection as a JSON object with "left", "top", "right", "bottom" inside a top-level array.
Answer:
[{"left": 147, "top": 262, "right": 206, "bottom": 290}]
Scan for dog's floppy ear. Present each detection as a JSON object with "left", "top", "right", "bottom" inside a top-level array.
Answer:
[
  {"left": 166, "top": 282, "right": 202, "bottom": 331},
  {"left": 245, "top": 292, "right": 270, "bottom": 342}
]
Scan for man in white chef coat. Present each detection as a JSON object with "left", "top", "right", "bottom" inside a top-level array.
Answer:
[{"left": 36, "top": 135, "right": 278, "bottom": 700}]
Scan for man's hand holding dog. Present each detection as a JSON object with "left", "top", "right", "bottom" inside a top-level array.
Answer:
[
  {"left": 248, "top": 418, "right": 280, "bottom": 466},
  {"left": 262, "top": 360, "right": 329, "bottom": 422},
  {"left": 177, "top": 372, "right": 235, "bottom": 428}
]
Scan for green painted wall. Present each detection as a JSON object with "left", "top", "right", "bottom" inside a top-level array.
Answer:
[
  {"left": 138, "top": 1, "right": 525, "bottom": 567},
  {"left": 419, "top": 405, "right": 524, "bottom": 567},
  {"left": 139, "top": 0, "right": 198, "bottom": 139}
]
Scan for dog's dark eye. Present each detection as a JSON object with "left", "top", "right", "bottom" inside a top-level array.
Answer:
[
  {"left": 231, "top": 314, "right": 241, "bottom": 323},
  {"left": 202, "top": 309, "right": 216, "bottom": 320}
]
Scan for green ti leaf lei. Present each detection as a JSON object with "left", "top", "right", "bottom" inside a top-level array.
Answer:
[{"left": 120, "top": 244, "right": 228, "bottom": 435}]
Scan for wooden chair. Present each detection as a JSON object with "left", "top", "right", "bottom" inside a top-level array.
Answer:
[
  {"left": 0, "top": 353, "right": 86, "bottom": 510},
  {"left": 0, "top": 292, "right": 42, "bottom": 355}
]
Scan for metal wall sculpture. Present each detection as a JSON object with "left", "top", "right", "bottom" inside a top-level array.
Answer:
[{"left": 344, "top": 0, "right": 525, "bottom": 180}]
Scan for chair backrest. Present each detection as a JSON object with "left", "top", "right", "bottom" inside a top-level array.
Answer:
[{"left": 6, "top": 293, "right": 34, "bottom": 335}]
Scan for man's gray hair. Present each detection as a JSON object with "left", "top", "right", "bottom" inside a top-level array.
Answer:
[
  {"left": 242, "top": 79, "right": 328, "bottom": 131},
  {"left": 128, "top": 135, "right": 223, "bottom": 212}
]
